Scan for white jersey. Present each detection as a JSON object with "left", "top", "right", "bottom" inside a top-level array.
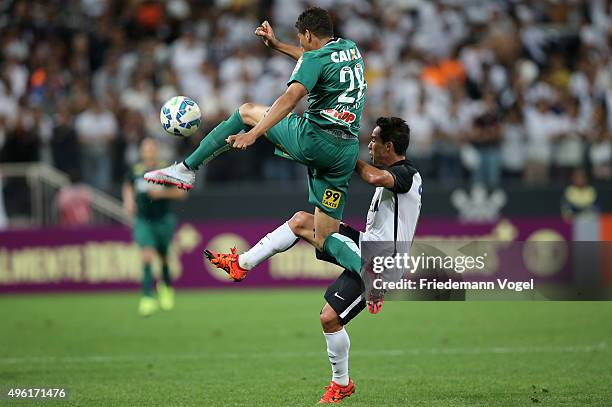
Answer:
[{"left": 361, "top": 160, "right": 422, "bottom": 244}]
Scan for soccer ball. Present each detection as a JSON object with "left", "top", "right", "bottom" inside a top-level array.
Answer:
[{"left": 160, "top": 96, "right": 202, "bottom": 137}]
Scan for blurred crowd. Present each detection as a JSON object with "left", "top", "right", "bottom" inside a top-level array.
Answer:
[{"left": 0, "top": 0, "right": 610, "bottom": 195}]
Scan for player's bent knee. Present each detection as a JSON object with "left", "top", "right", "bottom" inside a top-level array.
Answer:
[
  {"left": 238, "top": 103, "right": 255, "bottom": 125},
  {"left": 288, "top": 211, "right": 310, "bottom": 235},
  {"left": 320, "top": 305, "right": 342, "bottom": 332}
]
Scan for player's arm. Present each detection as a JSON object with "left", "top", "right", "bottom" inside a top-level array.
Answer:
[
  {"left": 355, "top": 160, "right": 395, "bottom": 189},
  {"left": 255, "top": 21, "right": 303, "bottom": 61},
  {"left": 227, "top": 82, "right": 307, "bottom": 149},
  {"left": 356, "top": 160, "right": 414, "bottom": 193},
  {"left": 122, "top": 182, "right": 136, "bottom": 216}
]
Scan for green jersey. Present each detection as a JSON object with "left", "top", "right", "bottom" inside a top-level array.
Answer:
[
  {"left": 288, "top": 38, "right": 367, "bottom": 138},
  {"left": 126, "top": 162, "right": 173, "bottom": 220}
]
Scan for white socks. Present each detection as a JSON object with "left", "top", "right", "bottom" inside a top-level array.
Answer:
[
  {"left": 238, "top": 222, "right": 298, "bottom": 270},
  {"left": 324, "top": 328, "right": 350, "bottom": 386}
]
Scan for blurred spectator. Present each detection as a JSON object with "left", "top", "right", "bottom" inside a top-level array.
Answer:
[
  {"left": 171, "top": 28, "right": 207, "bottom": 80},
  {"left": 0, "top": 106, "right": 34, "bottom": 220},
  {"left": 0, "top": 105, "right": 39, "bottom": 163},
  {"left": 500, "top": 105, "right": 526, "bottom": 180},
  {"left": 75, "top": 99, "right": 118, "bottom": 191},
  {"left": 31, "top": 106, "right": 53, "bottom": 165},
  {"left": 51, "top": 103, "right": 80, "bottom": 176},
  {"left": 421, "top": 54, "right": 465, "bottom": 89},
  {"left": 404, "top": 89, "right": 434, "bottom": 175},
  {"left": 433, "top": 85, "right": 465, "bottom": 186},
  {"left": 588, "top": 104, "right": 612, "bottom": 181},
  {"left": 553, "top": 98, "right": 586, "bottom": 182},
  {"left": 93, "top": 51, "right": 125, "bottom": 105},
  {"left": 117, "top": 109, "right": 147, "bottom": 172},
  {"left": 56, "top": 172, "right": 92, "bottom": 227},
  {"left": 561, "top": 168, "right": 598, "bottom": 222},
  {"left": 120, "top": 74, "right": 155, "bottom": 116},
  {"left": 523, "top": 97, "right": 563, "bottom": 185},
  {"left": 469, "top": 90, "right": 502, "bottom": 188}
]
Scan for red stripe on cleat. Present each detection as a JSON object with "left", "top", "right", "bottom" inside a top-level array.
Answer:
[{"left": 144, "top": 176, "right": 191, "bottom": 190}]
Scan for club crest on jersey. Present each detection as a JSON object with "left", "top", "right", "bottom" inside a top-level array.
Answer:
[
  {"left": 331, "top": 48, "right": 361, "bottom": 63},
  {"left": 321, "top": 108, "right": 356, "bottom": 125}
]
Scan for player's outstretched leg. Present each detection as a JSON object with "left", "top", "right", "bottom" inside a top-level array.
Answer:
[
  {"left": 144, "top": 104, "right": 267, "bottom": 189},
  {"left": 205, "top": 218, "right": 300, "bottom": 281},
  {"left": 319, "top": 303, "right": 355, "bottom": 403}
]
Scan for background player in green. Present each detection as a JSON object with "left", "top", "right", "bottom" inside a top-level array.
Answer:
[
  {"left": 144, "top": 6, "right": 367, "bottom": 281},
  {"left": 123, "top": 138, "right": 186, "bottom": 316}
]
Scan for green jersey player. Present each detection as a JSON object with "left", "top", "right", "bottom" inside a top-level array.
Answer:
[
  {"left": 145, "top": 7, "right": 367, "bottom": 293},
  {"left": 123, "top": 138, "right": 186, "bottom": 316}
]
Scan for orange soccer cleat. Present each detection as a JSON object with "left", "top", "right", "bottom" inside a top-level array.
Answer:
[
  {"left": 204, "top": 247, "right": 249, "bottom": 282},
  {"left": 318, "top": 379, "right": 355, "bottom": 404}
]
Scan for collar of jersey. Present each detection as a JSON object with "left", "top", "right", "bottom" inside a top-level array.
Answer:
[
  {"left": 324, "top": 37, "right": 341, "bottom": 47},
  {"left": 390, "top": 159, "right": 407, "bottom": 168}
]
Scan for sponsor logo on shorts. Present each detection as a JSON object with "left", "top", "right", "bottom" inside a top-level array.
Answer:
[{"left": 322, "top": 189, "right": 342, "bottom": 209}]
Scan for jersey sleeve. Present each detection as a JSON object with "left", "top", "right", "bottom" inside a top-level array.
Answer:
[
  {"left": 387, "top": 165, "right": 414, "bottom": 194},
  {"left": 287, "top": 52, "right": 321, "bottom": 93}
]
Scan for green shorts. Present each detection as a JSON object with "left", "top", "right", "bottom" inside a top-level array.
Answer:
[
  {"left": 133, "top": 214, "right": 176, "bottom": 253},
  {"left": 266, "top": 114, "right": 359, "bottom": 220}
]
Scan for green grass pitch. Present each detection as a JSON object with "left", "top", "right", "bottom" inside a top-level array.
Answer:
[{"left": 1, "top": 290, "right": 611, "bottom": 406}]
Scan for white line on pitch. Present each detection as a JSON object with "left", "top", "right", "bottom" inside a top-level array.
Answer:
[{"left": 0, "top": 342, "right": 607, "bottom": 366}]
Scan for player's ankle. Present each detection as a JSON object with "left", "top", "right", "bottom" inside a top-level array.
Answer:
[
  {"left": 237, "top": 255, "right": 250, "bottom": 271},
  {"left": 334, "top": 377, "right": 350, "bottom": 387}
]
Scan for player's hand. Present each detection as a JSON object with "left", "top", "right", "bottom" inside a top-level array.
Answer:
[
  {"left": 255, "top": 20, "right": 276, "bottom": 48},
  {"left": 227, "top": 131, "right": 258, "bottom": 150},
  {"left": 366, "top": 288, "right": 385, "bottom": 314},
  {"left": 367, "top": 299, "right": 384, "bottom": 314}
]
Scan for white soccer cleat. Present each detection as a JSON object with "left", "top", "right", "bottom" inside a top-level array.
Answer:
[{"left": 144, "top": 162, "right": 195, "bottom": 190}]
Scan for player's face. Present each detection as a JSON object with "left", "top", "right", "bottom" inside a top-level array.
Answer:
[
  {"left": 368, "top": 127, "right": 388, "bottom": 165},
  {"left": 140, "top": 139, "right": 158, "bottom": 163}
]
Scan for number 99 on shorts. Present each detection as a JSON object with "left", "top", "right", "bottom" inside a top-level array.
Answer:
[{"left": 322, "top": 189, "right": 342, "bottom": 209}]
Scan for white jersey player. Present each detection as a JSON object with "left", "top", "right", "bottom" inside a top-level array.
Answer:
[{"left": 207, "top": 117, "right": 421, "bottom": 402}]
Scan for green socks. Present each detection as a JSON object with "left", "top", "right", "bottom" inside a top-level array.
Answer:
[
  {"left": 184, "top": 109, "right": 248, "bottom": 170},
  {"left": 142, "top": 263, "right": 154, "bottom": 297},
  {"left": 323, "top": 233, "right": 361, "bottom": 275},
  {"left": 161, "top": 262, "right": 171, "bottom": 286}
]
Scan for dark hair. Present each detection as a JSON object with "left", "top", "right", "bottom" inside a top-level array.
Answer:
[
  {"left": 376, "top": 117, "right": 410, "bottom": 155},
  {"left": 295, "top": 7, "right": 334, "bottom": 38}
]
